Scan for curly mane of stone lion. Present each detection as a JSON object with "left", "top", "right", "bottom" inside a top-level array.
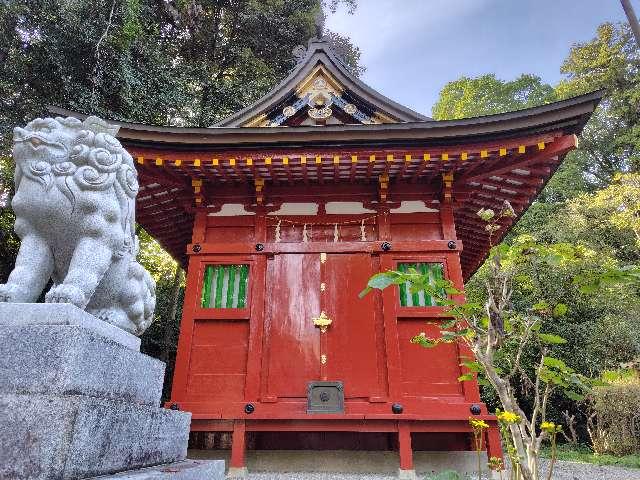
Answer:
[{"left": 0, "top": 115, "right": 155, "bottom": 335}]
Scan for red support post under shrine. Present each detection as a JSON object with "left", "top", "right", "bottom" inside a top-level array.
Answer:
[
  {"left": 230, "top": 420, "right": 247, "bottom": 470},
  {"left": 398, "top": 422, "right": 414, "bottom": 472},
  {"left": 486, "top": 423, "right": 504, "bottom": 462}
]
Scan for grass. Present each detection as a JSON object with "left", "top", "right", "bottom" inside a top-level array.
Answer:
[{"left": 541, "top": 444, "right": 640, "bottom": 469}]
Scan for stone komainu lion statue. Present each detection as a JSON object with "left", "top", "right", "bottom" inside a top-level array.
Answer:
[{"left": 0, "top": 115, "right": 155, "bottom": 335}]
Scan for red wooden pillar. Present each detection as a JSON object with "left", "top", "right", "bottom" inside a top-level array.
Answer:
[
  {"left": 381, "top": 255, "right": 403, "bottom": 401},
  {"left": 244, "top": 255, "right": 267, "bottom": 401},
  {"left": 230, "top": 419, "right": 247, "bottom": 470},
  {"left": 398, "top": 421, "right": 414, "bottom": 472},
  {"left": 441, "top": 196, "right": 482, "bottom": 403},
  {"left": 170, "top": 209, "right": 207, "bottom": 402},
  {"left": 486, "top": 423, "right": 503, "bottom": 460}
]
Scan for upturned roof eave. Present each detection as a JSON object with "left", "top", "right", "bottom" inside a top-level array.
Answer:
[{"left": 48, "top": 89, "right": 602, "bottom": 149}]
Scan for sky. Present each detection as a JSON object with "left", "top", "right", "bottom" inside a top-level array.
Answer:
[{"left": 325, "top": 0, "right": 635, "bottom": 117}]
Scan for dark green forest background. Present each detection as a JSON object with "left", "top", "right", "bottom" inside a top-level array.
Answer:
[{"left": 1, "top": 1, "right": 639, "bottom": 439}]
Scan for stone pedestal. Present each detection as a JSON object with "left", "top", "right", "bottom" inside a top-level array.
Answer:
[{"left": 0, "top": 304, "right": 223, "bottom": 480}]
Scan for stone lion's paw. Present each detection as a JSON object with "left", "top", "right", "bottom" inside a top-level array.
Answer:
[
  {"left": 91, "top": 307, "right": 136, "bottom": 334},
  {"left": 45, "top": 284, "right": 86, "bottom": 307},
  {"left": 0, "top": 284, "right": 27, "bottom": 302}
]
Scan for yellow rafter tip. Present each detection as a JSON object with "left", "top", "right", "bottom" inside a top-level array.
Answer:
[
  {"left": 386, "top": 154, "right": 394, "bottom": 162},
  {"left": 246, "top": 158, "right": 253, "bottom": 166},
  {"left": 538, "top": 142, "right": 545, "bottom": 150},
  {"left": 441, "top": 153, "right": 449, "bottom": 161},
  {"left": 518, "top": 145, "right": 526, "bottom": 154},
  {"left": 282, "top": 157, "right": 289, "bottom": 165},
  {"left": 315, "top": 156, "right": 322, "bottom": 164},
  {"left": 333, "top": 156, "right": 340, "bottom": 164},
  {"left": 423, "top": 153, "right": 431, "bottom": 161},
  {"left": 480, "top": 150, "right": 488, "bottom": 158},
  {"left": 265, "top": 157, "right": 272, "bottom": 165},
  {"left": 155, "top": 158, "right": 163, "bottom": 166},
  {"left": 174, "top": 159, "right": 182, "bottom": 166},
  {"left": 300, "top": 156, "right": 307, "bottom": 164},
  {"left": 351, "top": 155, "right": 358, "bottom": 163},
  {"left": 461, "top": 152, "right": 468, "bottom": 160},
  {"left": 136, "top": 157, "right": 144, "bottom": 164},
  {"left": 194, "top": 159, "right": 201, "bottom": 167},
  {"left": 369, "top": 155, "right": 376, "bottom": 163},
  {"left": 229, "top": 158, "right": 236, "bottom": 166},
  {"left": 211, "top": 158, "right": 219, "bottom": 166},
  {"left": 405, "top": 154, "right": 412, "bottom": 162},
  {"left": 499, "top": 148, "right": 507, "bottom": 156}
]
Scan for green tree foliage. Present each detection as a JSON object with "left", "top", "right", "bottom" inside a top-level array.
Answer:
[
  {"left": 431, "top": 74, "right": 556, "bottom": 121},
  {"left": 556, "top": 23, "right": 639, "bottom": 183},
  {"left": 0, "top": 0, "right": 361, "bottom": 133}
]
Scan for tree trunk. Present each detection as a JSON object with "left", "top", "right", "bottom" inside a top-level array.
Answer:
[
  {"left": 162, "top": 265, "right": 183, "bottom": 364},
  {"left": 480, "top": 353, "right": 537, "bottom": 480}
]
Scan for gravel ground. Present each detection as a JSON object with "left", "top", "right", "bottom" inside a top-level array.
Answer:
[
  {"left": 538, "top": 458, "right": 640, "bottom": 480},
  {"left": 245, "top": 459, "right": 640, "bottom": 479}
]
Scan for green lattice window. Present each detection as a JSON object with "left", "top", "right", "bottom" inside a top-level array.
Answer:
[
  {"left": 201, "top": 265, "right": 249, "bottom": 308},
  {"left": 398, "top": 262, "right": 445, "bottom": 307}
]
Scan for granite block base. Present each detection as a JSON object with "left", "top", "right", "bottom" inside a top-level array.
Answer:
[
  {"left": 0, "top": 393, "right": 190, "bottom": 480},
  {"left": 0, "top": 304, "right": 197, "bottom": 480},
  {"left": 0, "top": 322, "right": 164, "bottom": 405}
]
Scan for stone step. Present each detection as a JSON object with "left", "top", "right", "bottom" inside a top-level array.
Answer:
[
  {"left": 90, "top": 460, "right": 225, "bottom": 479},
  {"left": 1, "top": 393, "right": 191, "bottom": 480}
]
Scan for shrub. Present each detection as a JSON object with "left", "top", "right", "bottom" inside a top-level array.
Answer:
[{"left": 588, "top": 371, "right": 640, "bottom": 455}]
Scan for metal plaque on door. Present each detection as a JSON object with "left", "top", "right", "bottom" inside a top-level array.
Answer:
[{"left": 307, "top": 381, "right": 344, "bottom": 414}]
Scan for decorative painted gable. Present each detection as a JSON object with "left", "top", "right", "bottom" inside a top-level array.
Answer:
[{"left": 216, "top": 38, "right": 430, "bottom": 128}]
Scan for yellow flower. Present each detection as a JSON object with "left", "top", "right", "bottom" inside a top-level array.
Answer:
[
  {"left": 540, "top": 421, "right": 562, "bottom": 433},
  {"left": 469, "top": 418, "right": 490, "bottom": 430},
  {"left": 488, "top": 456, "right": 504, "bottom": 471},
  {"left": 496, "top": 410, "right": 520, "bottom": 424}
]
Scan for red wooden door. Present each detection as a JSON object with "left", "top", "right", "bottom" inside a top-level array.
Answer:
[
  {"left": 323, "top": 253, "right": 386, "bottom": 400},
  {"left": 262, "top": 251, "right": 384, "bottom": 401},
  {"left": 263, "top": 253, "right": 321, "bottom": 398}
]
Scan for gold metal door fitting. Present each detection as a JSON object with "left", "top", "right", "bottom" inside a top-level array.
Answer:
[{"left": 312, "top": 311, "right": 333, "bottom": 333}]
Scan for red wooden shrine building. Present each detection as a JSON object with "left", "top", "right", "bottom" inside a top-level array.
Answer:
[{"left": 55, "top": 38, "right": 600, "bottom": 476}]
